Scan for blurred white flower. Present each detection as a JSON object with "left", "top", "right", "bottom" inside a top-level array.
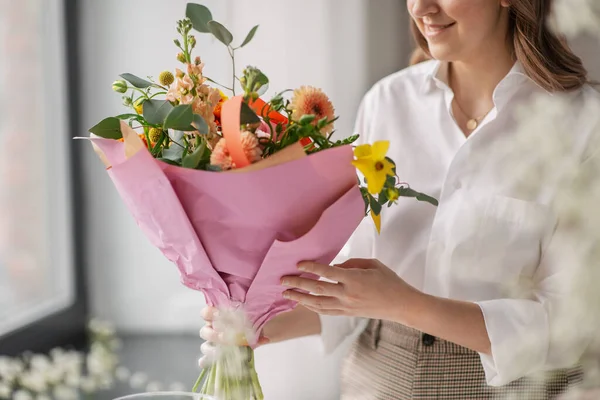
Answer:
[
  {"left": 549, "top": 0, "right": 600, "bottom": 38},
  {"left": 129, "top": 372, "right": 148, "bottom": 389},
  {"left": 146, "top": 381, "right": 163, "bottom": 392},
  {"left": 52, "top": 385, "right": 78, "bottom": 400},
  {"left": 115, "top": 366, "right": 131, "bottom": 382},
  {"left": 98, "top": 374, "right": 114, "bottom": 390},
  {"left": 20, "top": 371, "right": 48, "bottom": 393},
  {"left": 64, "top": 372, "right": 81, "bottom": 388},
  {"left": 79, "top": 376, "right": 97, "bottom": 393},
  {"left": 0, "top": 381, "right": 11, "bottom": 399},
  {"left": 13, "top": 390, "right": 33, "bottom": 400},
  {"left": 29, "top": 356, "right": 51, "bottom": 373}
]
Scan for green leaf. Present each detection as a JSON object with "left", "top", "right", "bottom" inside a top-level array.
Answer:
[
  {"left": 157, "top": 157, "right": 180, "bottom": 166},
  {"left": 164, "top": 104, "right": 194, "bottom": 130},
  {"left": 162, "top": 131, "right": 185, "bottom": 162},
  {"left": 398, "top": 187, "right": 439, "bottom": 207},
  {"left": 182, "top": 140, "right": 207, "bottom": 169},
  {"left": 89, "top": 117, "right": 122, "bottom": 139},
  {"left": 240, "top": 102, "right": 260, "bottom": 124},
  {"left": 240, "top": 25, "right": 259, "bottom": 48},
  {"left": 143, "top": 100, "right": 174, "bottom": 125},
  {"left": 378, "top": 189, "right": 389, "bottom": 206},
  {"left": 299, "top": 114, "right": 316, "bottom": 126},
  {"left": 192, "top": 113, "right": 209, "bottom": 135},
  {"left": 186, "top": 3, "right": 213, "bottom": 33},
  {"left": 369, "top": 194, "right": 382, "bottom": 216},
  {"left": 207, "top": 21, "right": 233, "bottom": 46},
  {"left": 120, "top": 73, "right": 154, "bottom": 89},
  {"left": 115, "top": 114, "right": 141, "bottom": 119}
]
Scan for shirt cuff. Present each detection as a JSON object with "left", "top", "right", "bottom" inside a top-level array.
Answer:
[
  {"left": 319, "top": 314, "right": 366, "bottom": 354},
  {"left": 476, "top": 299, "right": 549, "bottom": 386}
]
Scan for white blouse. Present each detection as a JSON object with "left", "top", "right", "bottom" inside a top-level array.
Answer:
[{"left": 320, "top": 59, "right": 600, "bottom": 386}]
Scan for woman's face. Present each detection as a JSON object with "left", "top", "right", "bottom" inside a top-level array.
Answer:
[{"left": 407, "top": 0, "right": 511, "bottom": 62}]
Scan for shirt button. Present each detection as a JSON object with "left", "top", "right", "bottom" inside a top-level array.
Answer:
[{"left": 422, "top": 333, "right": 436, "bottom": 346}]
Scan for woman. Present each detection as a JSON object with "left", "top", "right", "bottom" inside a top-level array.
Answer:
[{"left": 201, "top": 0, "right": 600, "bottom": 398}]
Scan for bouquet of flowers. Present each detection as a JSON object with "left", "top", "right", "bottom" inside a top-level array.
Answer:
[{"left": 84, "top": 3, "right": 437, "bottom": 399}]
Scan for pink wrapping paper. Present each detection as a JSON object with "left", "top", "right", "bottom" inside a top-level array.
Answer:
[{"left": 89, "top": 136, "right": 365, "bottom": 345}]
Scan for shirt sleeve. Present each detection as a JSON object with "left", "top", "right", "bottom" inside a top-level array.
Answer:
[
  {"left": 477, "top": 215, "right": 597, "bottom": 386},
  {"left": 319, "top": 88, "right": 378, "bottom": 354}
]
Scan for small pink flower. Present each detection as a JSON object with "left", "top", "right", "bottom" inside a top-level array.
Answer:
[
  {"left": 210, "top": 138, "right": 233, "bottom": 170},
  {"left": 187, "top": 62, "right": 205, "bottom": 78},
  {"left": 209, "top": 132, "right": 262, "bottom": 170},
  {"left": 240, "top": 131, "right": 262, "bottom": 163}
]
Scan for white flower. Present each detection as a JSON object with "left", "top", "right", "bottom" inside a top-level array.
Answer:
[
  {"left": 79, "top": 376, "right": 97, "bottom": 393},
  {"left": 0, "top": 381, "right": 11, "bottom": 399},
  {"left": 98, "top": 374, "right": 114, "bottom": 390},
  {"left": 115, "top": 366, "right": 131, "bottom": 382},
  {"left": 549, "top": 0, "right": 600, "bottom": 38},
  {"left": 30, "top": 355, "right": 51, "bottom": 373},
  {"left": 64, "top": 372, "right": 81, "bottom": 388},
  {"left": 20, "top": 371, "right": 48, "bottom": 393},
  {"left": 129, "top": 372, "right": 148, "bottom": 389},
  {"left": 13, "top": 390, "right": 33, "bottom": 400},
  {"left": 146, "top": 381, "right": 162, "bottom": 392},
  {"left": 52, "top": 385, "right": 78, "bottom": 400}
]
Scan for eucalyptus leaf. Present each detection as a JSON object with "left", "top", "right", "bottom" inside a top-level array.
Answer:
[
  {"left": 207, "top": 21, "right": 233, "bottom": 46},
  {"left": 186, "top": 3, "right": 213, "bottom": 33},
  {"left": 162, "top": 131, "right": 186, "bottom": 162},
  {"left": 182, "top": 141, "right": 207, "bottom": 169},
  {"left": 143, "top": 100, "right": 174, "bottom": 125},
  {"left": 193, "top": 113, "right": 209, "bottom": 135},
  {"left": 240, "top": 25, "right": 259, "bottom": 48},
  {"left": 164, "top": 104, "right": 193, "bottom": 130},
  {"left": 115, "top": 113, "right": 142, "bottom": 120},
  {"left": 89, "top": 117, "right": 122, "bottom": 139},
  {"left": 157, "top": 157, "right": 181, "bottom": 166},
  {"left": 120, "top": 73, "right": 154, "bottom": 89},
  {"left": 256, "top": 82, "right": 269, "bottom": 96}
]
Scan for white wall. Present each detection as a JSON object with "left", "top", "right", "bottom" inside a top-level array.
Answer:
[{"left": 79, "top": 1, "right": 408, "bottom": 399}]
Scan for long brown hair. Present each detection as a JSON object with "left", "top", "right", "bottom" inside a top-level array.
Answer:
[{"left": 409, "top": 0, "right": 588, "bottom": 92}]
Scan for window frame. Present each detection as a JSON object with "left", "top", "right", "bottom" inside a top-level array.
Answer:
[{"left": 0, "top": 0, "right": 88, "bottom": 356}]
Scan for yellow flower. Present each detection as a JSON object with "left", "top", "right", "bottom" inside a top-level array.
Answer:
[
  {"left": 370, "top": 209, "right": 381, "bottom": 234},
  {"left": 149, "top": 128, "right": 162, "bottom": 143},
  {"left": 133, "top": 98, "right": 144, "bottom": 115},
  {"left": 289, "top": 86, "right": 335, "bottom": 135},
  {"left": 352, "top": 141, "right": 395, "bottom": 195},
  {"left": 387, "top": 187, "right": 399, "bottom": 202},
  {"left": 158, "top": 71, "right": 175, "bottom": 86}
]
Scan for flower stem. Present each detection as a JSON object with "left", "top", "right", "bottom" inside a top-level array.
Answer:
[{"left": 192, "top": 367, "right": 207, "bottom": 392}]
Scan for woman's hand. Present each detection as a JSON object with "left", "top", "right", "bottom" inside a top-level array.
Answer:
[
  {"left": 198, "top": 306, "right": 270, "bottom": 368},
  {"left": 281, "top": 258, "right": 423, "bottom": 323}
]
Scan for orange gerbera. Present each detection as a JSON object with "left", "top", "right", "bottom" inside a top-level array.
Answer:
[{"left": 289, "top": 86, "right": 335, "bottom": 135}]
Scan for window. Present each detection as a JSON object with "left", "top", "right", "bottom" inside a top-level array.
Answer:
[{"left": 0, "top": 0, "right": 86, "bottom": 355}]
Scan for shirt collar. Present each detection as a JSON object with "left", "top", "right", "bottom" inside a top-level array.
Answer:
[{"left": 420, "top": 60, "right": 551, "bottom": 108}]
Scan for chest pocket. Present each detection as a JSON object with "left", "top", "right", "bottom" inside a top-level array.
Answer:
[{"left": 442, "top": 192, "right": 553, "bottom": 296}]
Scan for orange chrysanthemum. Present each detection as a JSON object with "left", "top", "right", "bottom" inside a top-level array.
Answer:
[{"left": 289, "top": 86, "right": 335, "bottom": 135}]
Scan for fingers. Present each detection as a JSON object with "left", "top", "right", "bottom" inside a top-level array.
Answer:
[
  {"left": 282, "top": 290, "right": 340, "bottom": 310},
  {"left": 199, "top": 325, "right": 221, "bottom": 343},
  {"left": 201, "top": 306, "right": 219, "bottom": 322},
  {"left": 281, "top": 276, "right": 343, "bottom": 297},
  {"left": 297, "top": 261, "right": 348, "bottom": 282}
]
